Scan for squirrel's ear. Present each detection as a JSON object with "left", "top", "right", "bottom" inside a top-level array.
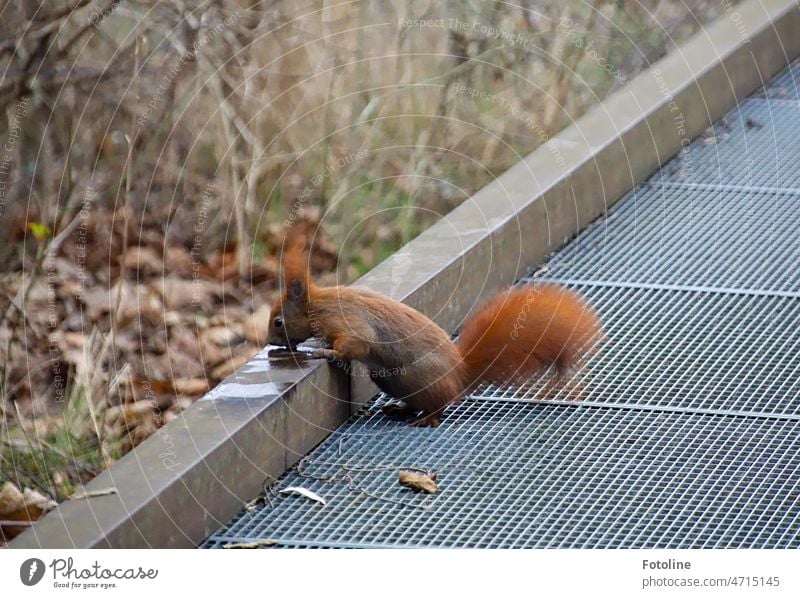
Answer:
[
  {"left": 286, "top": 277, "right": 306, "bottom": 302},
  {"left": 282, "top": 234, "right": 310, "bottom": 302}
]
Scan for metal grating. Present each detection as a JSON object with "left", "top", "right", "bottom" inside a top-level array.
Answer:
[
  {"left": 754, "top": 57, "right": 800, "bottom": 101},
  {"left": 202, "top": 60, "right": 800, "bottom": 549},
  {"left": 203, "top": 402, "right": 800, "bottom": 549},
  {"left": 533, "top": 186, "right": 800, "bottom": 294},
  {"left": 648, "top": 99, "right": 800, "bottom": 192}
]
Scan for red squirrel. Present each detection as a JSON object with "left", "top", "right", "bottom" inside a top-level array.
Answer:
[{"left": 267, "top": 238, "right": 600, "bottom": 426}]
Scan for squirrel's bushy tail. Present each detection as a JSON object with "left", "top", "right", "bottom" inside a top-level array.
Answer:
[{"left": 456, "top": 283, "right": 600, "bottom": 389}]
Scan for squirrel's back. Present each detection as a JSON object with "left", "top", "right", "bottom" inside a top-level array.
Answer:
[{"left": 311, "top": 285, "right": 464, "bottom": 416}]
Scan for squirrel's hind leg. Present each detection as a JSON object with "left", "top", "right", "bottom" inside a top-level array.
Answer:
[
  {"left": 410, "top": 410, "right": 443, "bottom": 427},
  {"left": 381, "top": 400, "right": 417, "bottom": 420},
  {"left": 380, "top": 402, "right": 444, "bottom": 427}
]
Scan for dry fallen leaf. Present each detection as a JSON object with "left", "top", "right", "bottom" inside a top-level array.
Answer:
[
  {"left": 398, "top": 470, "right": 438, "bottom": 494},
  {"left": 122, "top": 246, "right": 164, "bottom": 276},
  {"left": 154, "top": 276, "right": 226, "bottom": 311},
  {"left": 21, "top": 489, "right": 57, "bottom": 514},
  {"left": 243, "top": 304, "right": 271, "bottom": 344},
  {"left": 0, "top": 482, "right": 24, "bottom": 516},
  {"left": 131, "top": 418, "right": 158, "bottom": 446},
  {"left": 164, "top": 245, "right": 195, "bottom": 276},
  {"left": 173, "top": 397, "right": 194, "bottom": 411},
  {"left": 210, "top": 351, "right": 256, "bottom": 380},
  {"left": 222, "top": 539, "right": 278, "bottom": 549},
  {"left": 0, "top": 483, "right": 57, "bottom": 540},
  {"left": 105, "top": 400, "right": 155, "bottom": 425},
  {"left": 203, "top": 326, "right": 241, "bottom": 347},
  {"left": 279, "top": 486, "right": 327, "bottom": 506},
  {"left": 172, "top": 378, "right": 210, "bottom": 396}
]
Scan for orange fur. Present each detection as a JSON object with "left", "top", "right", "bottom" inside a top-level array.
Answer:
[
  {"left": 281, "top": 235, "right": 312, "bottom": 296},
  {"left": 456, "top": 284, "right": 600, "bottom": 388}
]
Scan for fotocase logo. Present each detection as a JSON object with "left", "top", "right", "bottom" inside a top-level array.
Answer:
[{"left": 20, "top": 558, "right": 45, "bottom": 586}]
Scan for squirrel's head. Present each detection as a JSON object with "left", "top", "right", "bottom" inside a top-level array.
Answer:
[{"left": 267, "top": 237, "right": 315, "bottom": 349}]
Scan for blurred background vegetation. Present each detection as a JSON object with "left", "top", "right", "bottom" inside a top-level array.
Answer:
[{"left": 0, "top": 0, "right": 730, "bottom": 537}]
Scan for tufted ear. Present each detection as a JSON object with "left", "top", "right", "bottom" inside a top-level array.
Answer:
[
  {"left": 287, "top": 276, "right": 306, "bottom": 302},
  {"left": 282, "top": 235, "right": 310, "bottom": 302}
]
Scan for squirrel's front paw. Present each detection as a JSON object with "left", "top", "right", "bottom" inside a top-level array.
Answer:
[{"left": 310, "top": 348, "right": 337, "bottom": 361}]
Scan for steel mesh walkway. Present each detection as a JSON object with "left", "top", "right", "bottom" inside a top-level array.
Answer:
[{"left": 202, "top": 60, "right": 800, "bottom": 548}]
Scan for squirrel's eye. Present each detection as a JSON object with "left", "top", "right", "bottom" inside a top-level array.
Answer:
[{"left": 273, "top": 317, "right": 283, "bottom": 328}]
